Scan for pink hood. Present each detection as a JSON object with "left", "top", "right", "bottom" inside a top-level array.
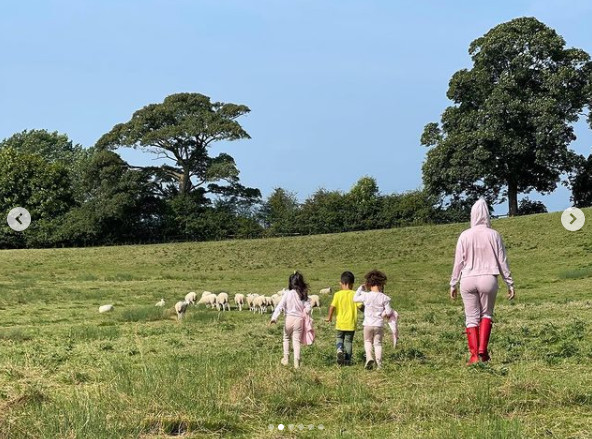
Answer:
[{"left": 470, "top": 199, "right": 491, "bottom": 228}]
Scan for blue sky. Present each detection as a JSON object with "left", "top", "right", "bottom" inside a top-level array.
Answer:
[{"left": 1, "top": 0, "right": 591, "bottom": 213}]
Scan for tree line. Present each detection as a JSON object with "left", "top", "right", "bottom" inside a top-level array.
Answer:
[{"left": 1, "top": 17, "right": 592, "bottom": 249}]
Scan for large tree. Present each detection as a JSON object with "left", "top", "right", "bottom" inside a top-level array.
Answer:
[
  {"left": 96, "top": 93, "right": 259, "bottom": 202},
  {"left": 421, "top": 17, "right": 591, "bottom": 216}
]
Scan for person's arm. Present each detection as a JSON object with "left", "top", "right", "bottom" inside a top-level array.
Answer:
[
  {"left": 326, "top": 305, "right": 336, "bottom": 322},
  {"left": 450, "top": 235, "right": 465, "bottom": 298},
  {"left": 304, "top": 298, "right": 312, "bottom": 315},
  {"left": 353, "top": 285, "right": 366, "bottom": 303},
  {"left": 496, "top": 234, "right": 515, "bottom": 299},
  {"left": 270, "top": 293, "right": 288, "bottom": 323},
  {"left": 383, "top": 296, "right": 393, "bottom": 318}
]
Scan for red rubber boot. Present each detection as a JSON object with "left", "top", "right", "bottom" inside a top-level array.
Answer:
[
  {"left": 478, "top": 318, "right": 492, "bottom": 362},
  {"left": 466, "top": 327, "right": 479, "bottom": 365}
]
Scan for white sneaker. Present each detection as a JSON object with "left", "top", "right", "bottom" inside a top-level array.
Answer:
[
  {"left": 281, "top": 356, "right": 289, "bottom": 366},
  {"left": 294, "top": 359, "right": 300, "bottom": 369},
  {"left": 365, "top": 359, "right": 375, "bottom": 370}
]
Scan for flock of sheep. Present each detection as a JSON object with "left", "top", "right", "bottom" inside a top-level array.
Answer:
[{"left": 98, "top": 287, "right": 333, "bottom": 321}]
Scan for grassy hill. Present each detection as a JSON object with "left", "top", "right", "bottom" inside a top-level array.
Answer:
[{"left": 1, "top": 209, "right": 591, "bottom": 438}]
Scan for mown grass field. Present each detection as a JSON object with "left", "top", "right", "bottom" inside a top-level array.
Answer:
[{"left": 1, "top": 209, "right": 591, "bottom": 438}]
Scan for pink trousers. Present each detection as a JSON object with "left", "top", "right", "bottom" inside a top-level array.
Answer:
[
  {"left": 460, "top": 275, "right": 498, "bottom": 327},
  {"left": 363, "top": 326, "right": 384, "bottom": 365},
  {"left": 283, "top": 316, "right": 303, "bottom": 361}
]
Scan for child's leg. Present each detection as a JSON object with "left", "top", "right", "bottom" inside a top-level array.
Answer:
[
  {"left": 374, "top": 327, "right": 384, "bottom": 366},
  {"left": 291, "top": 317, "right": 303, "bottom": 368},
  {"left": 335, "top": 330, "right": 345, "bottom": 351},
  {"left": 363, "top": 326, "right": 374, "bottom": 362},
  {"left": 282, "top": 318, "right": 294, "bottom": 365},
  {"left": 344, "top": 331, "right": 355, "bottom": 362}
]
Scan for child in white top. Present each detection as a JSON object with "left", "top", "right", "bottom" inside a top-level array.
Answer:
[
  {"left": 270, "top": 271, "right": 312, "bottom": 369},
  {"left": 353, "top": 269, "right": 392, "bottom": 369}
]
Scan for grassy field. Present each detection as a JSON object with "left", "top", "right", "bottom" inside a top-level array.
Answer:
[{"left": 1, "top": 209, "right": 591, "bottom": 438}]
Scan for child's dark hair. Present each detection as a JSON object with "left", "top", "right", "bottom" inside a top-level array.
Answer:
[
  {"left": 341, "top": 271, "right": 355, "bottom": 286},
  {"left": 364, "top": 269, "right": 387, "bottom": 290},
  {"left": 289, "top": 271, "right": 309, "bottom": 301}
]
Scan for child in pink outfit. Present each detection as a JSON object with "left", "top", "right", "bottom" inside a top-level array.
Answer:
[
  {"left": 450, "top": 198, "right": 516, "bottom": 364},
  {"left": 270, "top": 271, "right": 312, "bottom": 369},
  {"left": 353, "top": 269, "right": 393, "bottom": 370}
]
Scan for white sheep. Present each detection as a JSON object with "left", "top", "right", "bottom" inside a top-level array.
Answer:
[
  {"left": 309, "top": 295, "right": 321, "bottom": 313},
  {"left": 98, "top": 304, "right": 114, "bottom": 313},
  {"left": 253, "top": 295, "right": 268, "bottom": 314},
  {"left": 205, "top": 293, "right": 218, "bottom": 308},
  {"left": 185, "top": 291, "right": 197, "bottom": 305},
  {"left": 271, "top": 293, "right": 282, "bottom": 308},
  {"left": 201, "top": 290, "right": 213, "bottom": 298},
  {"left": 216, "top": 292, "right": 230, "bottom": 311},
  {"left": 197, "top": 292, "right": 215, "bottom": 307},
  {"left": 155, "top": 298, "right": 165, "bottom": 307},
  {"left": 246, "top": 293, "right": 259, "bottom": 312},
  {"left": 319, "top": 287, "right": 332, "bottom": 295},
  {"left": 175, "top": 300, "right": 189, "bottom": 321},
  {"left": 234, "top": 293, "right": 245, "bottom": 311}
]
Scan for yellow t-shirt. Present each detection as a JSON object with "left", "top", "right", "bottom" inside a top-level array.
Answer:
[{"left": 330, "top": 289, "right": 359, "bottom": 331}]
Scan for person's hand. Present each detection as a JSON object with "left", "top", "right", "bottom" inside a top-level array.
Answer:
[
  {"left": 449, "top": 286, "right": 457, "bottom": 299},
  {"left": 325, "top": 318, "right": 331, "bottom": 323},
  {"left": 507, "top": 287, "right": 515, "bottom": 301}
]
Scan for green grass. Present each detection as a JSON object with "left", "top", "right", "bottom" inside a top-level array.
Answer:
[{"left": 0, "top": 209, "right": 591, "bottom": 438}]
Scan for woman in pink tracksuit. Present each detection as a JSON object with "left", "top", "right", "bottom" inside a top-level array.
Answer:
[
  {"left": 269, "top": 271, "right": 312, "bottom": 369},
  {"left": 450, "top": 199, "right": 516, "bottom": 364}
]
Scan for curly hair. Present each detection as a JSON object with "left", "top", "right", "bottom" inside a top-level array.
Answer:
[
  {"left": 364, "top": 269, "right": 387, "bottom": 291},
  {"left": 289, "top": 271, "right": 309, "bottom": 301}
]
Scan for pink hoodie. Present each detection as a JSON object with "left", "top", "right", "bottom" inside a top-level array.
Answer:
[{"left": 450, "top": 199, "right": 514, "bottom": 288}]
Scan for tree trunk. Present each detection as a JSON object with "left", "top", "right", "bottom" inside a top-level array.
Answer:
[
  {"left": 508, "top": 182, "right": 518, "bottom": 216},
  {"left": 179, "top": 166, "right": 191, "bottom": 195}
]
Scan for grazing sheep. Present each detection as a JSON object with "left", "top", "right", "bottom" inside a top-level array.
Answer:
[
  {"left": 246, "top": 293, "right": 259, "bottom": 312},
  {"left": 197, "top": 292, "right": 215, "bottom": 307},
  {"left": 234, "top": 294, "right": 245, "bottom": 311},
  {"left": 253, "top": 295, "right": 268, "bottom": 314},
  {"left": 155, "top": 298, "right": 165, "bottom": 307},
  {"left": 175, "top": 300, "right": 189, "bottom": 320},
  {"left": 271, "top": 293, "right": 282, "bottom": 308},
  {"left": 185, "top": 291, "right": 197, "bottom": 305},
  {"left": 319, "top": 287, "right": 332, "bottom": 295},
  {"left": 216, "top": 292, "right": 231, "bottom": 312},
  {"left": 205, "top": 293, "right": 218, "bottom": 308},
  {"left": 309, "top": 295, "right": 321, "bottom": 313},
  {"left": 201, "top": 291, "right": 213, "bottom": 298},
  {"left": 98, "top": 304, "right": 114, "bottom": 313}
]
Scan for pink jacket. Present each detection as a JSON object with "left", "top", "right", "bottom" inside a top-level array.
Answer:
[
  {"left": 270, "top": 289, "right": 312, "bottom": 321},
  {"left": 450, "top": 199, "right": 514, "bottom": 288},
  {"left": 353, "top": 286, "right": 393, "bottom": 327}
]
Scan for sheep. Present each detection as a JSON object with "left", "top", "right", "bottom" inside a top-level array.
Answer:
[
  {"left": 319, "top": 287, "right": 332, "bottom": 295},
  {"left": 271, "top": 293, "right": 282, "bottom": 308},
  {"left": 98, "top": 304, "right": 114, "bottom": 313},
  {"left": 234, "top": 293, "right": 245, "bottom": 311},
  {"left": 309, "top": 295, "right": 321, "bottom": 313},
  {"left": 201, "top": 291, "right": 213, "bottom": 298},
  {"left": 155, "top": 298, "right": 165, "bottom": 307},
  {"left": 216, "top": 292, "right": 230, "bottom": 312},
  {"left": 197, "top": 292, "right": 215, "bottom": 307},
  {"left": 246, "top": 293, "right": 260, "bottom": 312},
  {"left": 185, "top": 291, "right": 197, "bottom": 305},
  {"left": 175, "top": 300, "right": 189, "bottom": 321},
  {"left": 253, "top": 295, "right": 268, "bottom": 314},
  {"left": 205, "top": 293, "right": 218, "bottom": 308}
]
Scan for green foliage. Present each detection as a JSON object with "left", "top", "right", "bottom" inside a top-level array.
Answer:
[
  {"left": 570, "top": 154, "right": 592, "bottom": 207},
  {"left": 422, "top": 17, "right": 592, "bottom": 216},
  {"left": 95, "top": 93, "right": 259, "bottom": 203},
  {"left": 517, "top": 197, "right": 547, "bottom": 215}
]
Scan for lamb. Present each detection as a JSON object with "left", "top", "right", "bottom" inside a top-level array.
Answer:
[
  {"left": 234, "top": 293, "right": 245, "bottom": 311},
  {"left": 185, "top": 291, "right": 197, "bottom": 305},
  {"left": 309, "top": 295, "right": 321, "bottom": 313},
  {"left": 155, "top": 298, "right": 165, "bottom": 307},
  {"left": 270, "top": 293, "right": 282, "bottom": 308},
  {"left": 98, "top": 304, "right": 114, "bottom": 313},
  {"left": 216, "top": 292, "right": 230, "bottom": 312},
  {"left": 319, "top": 287, "right": 332, "bottom": 295},
  {"left": 175, "top": 300, "right": 189, "bottom": 321}
]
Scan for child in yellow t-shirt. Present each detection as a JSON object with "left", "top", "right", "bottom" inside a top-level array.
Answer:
[{"left": 325, "top": 271, "right": 361, "bottom": 365}]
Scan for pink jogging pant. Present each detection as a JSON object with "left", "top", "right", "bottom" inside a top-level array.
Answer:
[
  {"left": 460, "top": 275, "right": 498, "bottom": 328},
  {"left": 283, "top": 316, "right": 303, "bottom": 361}
]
